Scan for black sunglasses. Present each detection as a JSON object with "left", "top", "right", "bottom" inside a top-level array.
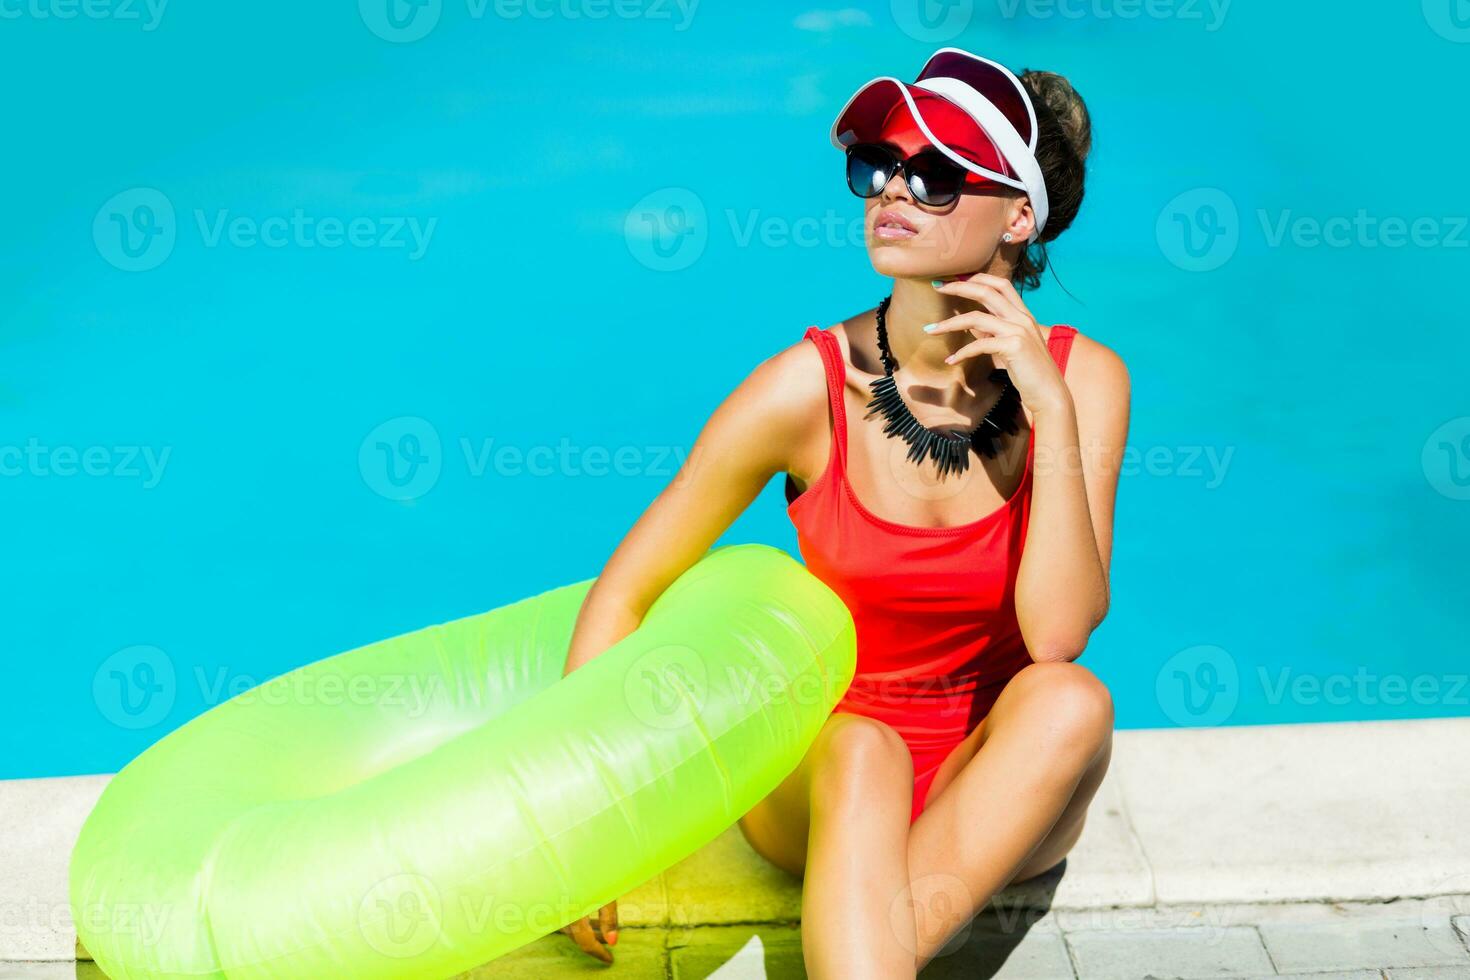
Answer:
[{"left": 845, "top": 142, "right": 970, "bottom": 208}]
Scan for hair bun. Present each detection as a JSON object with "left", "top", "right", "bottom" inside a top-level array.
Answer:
[{"left": 1021, "top": 69, "right": 1091, "bottom": 163}]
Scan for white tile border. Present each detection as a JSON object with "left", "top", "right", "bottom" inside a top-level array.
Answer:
[{"left": 4, "top": 717, "right": 1468, "bottom": 961}]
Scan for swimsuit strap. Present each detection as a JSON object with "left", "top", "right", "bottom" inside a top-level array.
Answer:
[
  {"left": 801, "top": 325, "right": 849, "bottom": 473},
  {"left": 1048, "top": 324, "right": 1079, "bottom": 375}
]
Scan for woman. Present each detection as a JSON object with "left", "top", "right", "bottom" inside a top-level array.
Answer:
[{"left": 560, "top": 47, "right": 1129, "bottom": 977}]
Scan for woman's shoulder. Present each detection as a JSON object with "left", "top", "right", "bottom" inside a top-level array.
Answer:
[
  {"left": 1053, "top": 327, "right": 1131, "bottom": 422},
  {"left": 1058, "top": 328, "right": 1128, "bottom": 384}
]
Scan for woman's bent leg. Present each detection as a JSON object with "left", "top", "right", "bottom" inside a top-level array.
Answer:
[
  {"left": 904, "top": 661, "right": 1115, "bottom": 970},
  {"left": 738, "top": 712, "right": 918, "bottom": 980}
]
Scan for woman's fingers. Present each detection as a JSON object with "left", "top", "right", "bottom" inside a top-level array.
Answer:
[
  {"left": 562, "top": 916, "right": 613, "bottom": 963},
  {"left": 924, "top": 309, "right": 1018, "bottom": 337},
  {"left": 936, "top": 274, "right": 1043, "bottom": 342},
  {"left": 946, "top": 334, "right": 1020, "bottom": 366},
  {"left": 600, "top": 900, "right": 619, "bottom": 945}
]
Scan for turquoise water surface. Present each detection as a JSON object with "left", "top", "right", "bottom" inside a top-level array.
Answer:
[{"left": 2, "top": 2, "right": 1467, "bottom": 778}]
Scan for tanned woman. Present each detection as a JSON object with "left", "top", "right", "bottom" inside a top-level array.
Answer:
[{"left": 561, "top": 47, "right": 1130, "bottom": 978}]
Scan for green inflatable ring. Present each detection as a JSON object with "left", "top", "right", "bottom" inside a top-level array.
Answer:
[{"left": 69, "top": 543, "right": 855, "bottom": 979}]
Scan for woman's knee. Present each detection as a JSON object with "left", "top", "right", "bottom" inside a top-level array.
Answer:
[
  {"left": 808, "top": 713, "right": 913, "bottom": 810},
  {"left": 1003, "top": 662, "right": 1114, "bottom": 748}
]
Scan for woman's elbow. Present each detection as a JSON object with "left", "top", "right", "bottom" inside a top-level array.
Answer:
[{"left": 1028, "top": 638, "right": 1089, "bottom": 663}]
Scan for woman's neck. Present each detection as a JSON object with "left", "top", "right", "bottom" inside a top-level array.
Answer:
[{"left": 879, "top": 276, "right": 993, "bottom": 380}]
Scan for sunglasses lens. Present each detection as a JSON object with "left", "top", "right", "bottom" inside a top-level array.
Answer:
[
  {"left": 907, "top": 152, "right": 966, "bottom": 206},
  {"left": 846, "top": 144, "right": 893, "bottom": 198}
]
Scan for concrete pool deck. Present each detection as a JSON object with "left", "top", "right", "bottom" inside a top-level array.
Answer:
[{"left": 4, "top": 716, "right": 1468, "bottom": 978}]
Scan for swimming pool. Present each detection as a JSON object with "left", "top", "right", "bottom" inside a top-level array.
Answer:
[{"left": 3, "top": 2, "right": 1466, "bottom": 779}]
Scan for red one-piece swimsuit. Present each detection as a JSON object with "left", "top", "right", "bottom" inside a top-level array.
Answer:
[{"left": 785, "top": 322, "right": 1080, "bottom": 824}]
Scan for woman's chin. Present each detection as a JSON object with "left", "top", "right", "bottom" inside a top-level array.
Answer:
[{"left": 869, "top": 253, "right": 953, "bottom": 281}]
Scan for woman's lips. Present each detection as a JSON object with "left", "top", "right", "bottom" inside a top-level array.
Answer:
[{"left": 874, "top": 208, "right": 919, "bottom": 241}]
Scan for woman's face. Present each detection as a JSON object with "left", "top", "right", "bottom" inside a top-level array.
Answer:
[{"left": 861, "top": 133, "right": 1027, "bottom": 282}]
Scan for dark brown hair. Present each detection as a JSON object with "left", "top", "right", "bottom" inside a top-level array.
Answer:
[{"left": 1013, "top": 69, "right": 1091, "bottom": 292}]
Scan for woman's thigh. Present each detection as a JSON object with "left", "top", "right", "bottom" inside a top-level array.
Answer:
[
  {"left": 921, "top": 661, "right": 1115, "bottom": 881},
  {"left": 737, "top": 711, "right": 913, "bottom": 877}
]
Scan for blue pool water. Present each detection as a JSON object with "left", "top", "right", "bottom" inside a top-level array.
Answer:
[{"left": 3, "top": 3, "right": 1467, "bottom": 778}]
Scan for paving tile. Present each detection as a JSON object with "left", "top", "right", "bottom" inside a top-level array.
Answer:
[
  {"left": 1259, "top": 919, "right": 1470, "bottom": 972},
  {"left": 0, "top": 965, "right": 87, "bottom": 979},
  {"left": 1233, "top": 973, "right": 1382, "bottom": 980},
  {"left": 456, "top": 926, "right": 668, "bottom": 978},
  {"left": 669, "top": 926, "right": 804, "bottom": 980},
  {"left": 1111, "top": 719, "right": 1470, "bottom": 905},
  {"left": 1065, "top": 925, "right": 1274, "bottom": 979},
  {"left": 663, "top": 826, "right": 803, "bottom": 926},
  {"left": 921, "top": 914, "right": 1074, "bottom": 979},
  {"left": 0, "top": 775, "right": 111, "bottom": 960},
  {"left": 1028, "top": 768, "right": 1154, "bottom": 910},
  {"left": 1453, "top": 915, "right": 1470, "bottom": 950},
  {"left": 1387, "top": 969, "right": 1470, "bottom": 979},
  {"left": 614, "top": 868, "right": 672, "bottom": 928}
]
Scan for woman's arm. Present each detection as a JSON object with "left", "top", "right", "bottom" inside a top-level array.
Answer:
[
  {"left": 1014, "top": 335, "right": 1131, "bottom": 662},
  {"left": 562, "top": 339, "right": 826, "bottom": 676}
]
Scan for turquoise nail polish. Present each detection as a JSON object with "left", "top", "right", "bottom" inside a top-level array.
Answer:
[
  {"left": 922, "top": 323, "right": 937, "bottom": 333},
  {"left": 931, "top": 279, "right": 945, "bottom": 288}
]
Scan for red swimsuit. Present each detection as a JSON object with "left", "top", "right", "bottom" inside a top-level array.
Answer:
[{"left": 785, "top": 322, "right": 1079, "bottom": 823}]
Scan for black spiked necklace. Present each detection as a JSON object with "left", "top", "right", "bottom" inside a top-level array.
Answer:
[{"left": 864, "top": 294, "right": 1023, "bottom": 480}]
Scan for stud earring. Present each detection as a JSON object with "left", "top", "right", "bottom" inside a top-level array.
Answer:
[{"left": 1002, "top": 232, "right": 1014, "bottom": 243}]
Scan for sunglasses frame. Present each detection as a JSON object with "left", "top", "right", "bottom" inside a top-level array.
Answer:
[{"left": 844, "top": 142, "right": 972, "bottom": 208}]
